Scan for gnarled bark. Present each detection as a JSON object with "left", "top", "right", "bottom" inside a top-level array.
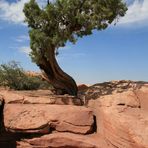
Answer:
[{"left": 38, "top": 48, "right": 78, "bottom": 96}]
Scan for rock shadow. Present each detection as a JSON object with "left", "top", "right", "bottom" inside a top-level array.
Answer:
[{"left": 0, "top": 100, "right": 17, "bottom": 148}]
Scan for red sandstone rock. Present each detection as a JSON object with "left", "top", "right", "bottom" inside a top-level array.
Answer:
[
  {"left": 0, "top": 90, "right": 81, "bottom": 105},
  {"left": 4, "top": 104, "right": 93, "bottom": 134},
  {"left": 17, "top": 133, "right": 102, "bottom": 148},
  {"left": 1, "top": 81, "right": 148, "bottom": 148},
  {"left": 88, "top": 88, "right": 148, "bottom": 148},
  {"left": 80, "top": 80, "right": 135, "bottom": 101}
]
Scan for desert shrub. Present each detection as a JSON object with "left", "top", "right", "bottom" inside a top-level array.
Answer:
[{"left": 0, "top": 61, "right": 51, "bottom": 90}]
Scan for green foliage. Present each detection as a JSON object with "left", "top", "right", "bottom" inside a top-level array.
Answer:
[
  {"left": 0, "top": 61, "right": 51, "bottom": 90},
  {"left": 23, "top": 0, "right": 127, "bottom": 65}
]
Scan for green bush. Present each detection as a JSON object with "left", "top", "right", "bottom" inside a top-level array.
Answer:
[{"left": 0, "top": 61, "right": 51, "bottom": 90}]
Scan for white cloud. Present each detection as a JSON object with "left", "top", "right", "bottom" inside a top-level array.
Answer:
[
  {"left": 15, "top": 35, "right": 29, "bottom": 42},
  {"left": 1, "top": 0, "right": 147, "bottom": 27},
  {"left": 0, "top": 0, "right": 49, "bottom": 24},
  {"left": 0, "top": 0, "right": 29, "bottom": 24},
  {"left": 119, "top": 0, "right": 148, "bottom": 26},
  {"left": 20, "top": 46, "right": 31, "bottom": 54}
]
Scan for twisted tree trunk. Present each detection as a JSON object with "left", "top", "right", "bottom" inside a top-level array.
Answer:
[{"left": 38, "top": 48, "right": 78, "bottom": 96}]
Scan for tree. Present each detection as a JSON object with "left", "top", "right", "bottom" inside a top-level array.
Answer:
[{"left": 23, "top": 0, "right": 127, "bottom": 96}]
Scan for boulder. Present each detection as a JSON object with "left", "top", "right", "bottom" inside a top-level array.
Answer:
[{"left": 4, "top": 104, "right": 94, "bottom": 134}]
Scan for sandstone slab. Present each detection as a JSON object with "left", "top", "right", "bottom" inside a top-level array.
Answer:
[
  {"left": 88, "top": 89, "right": 148, "bottom": 148},
  {"left": 0, "top": 90, "right": 81, "bottom": 105},
  {"left": 4, "top": 104, "right": 93, "bottom": 134},
  {"left": 17, "top": 133, "right": 102, "bottom": 148}
]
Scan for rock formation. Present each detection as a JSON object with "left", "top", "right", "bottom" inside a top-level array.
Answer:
[
  {"left": 4, "top": 104, "right": 93, "bottom": 134},
  {"left": 87, "top": 81, "right": 148, "bottom": 148},
  {"left": 0, "top": 80, "right": 148, "bottom": 148}
]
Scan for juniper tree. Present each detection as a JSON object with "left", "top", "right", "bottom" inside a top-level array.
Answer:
[{"left": 23, "top": 0, "right": 127, "bottom": 96}]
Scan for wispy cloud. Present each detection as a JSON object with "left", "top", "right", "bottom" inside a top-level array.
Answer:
[
  {"left": 15, "top": 35, "right": 29, "bottom": 42},
  {"left": 0, "top": 0, "right": 49, "bottom": 24},
  {"left": 119, "top": 0, "right": 148, "bottom": 26},
  {"left": 19, "top": 46, "right": 31, "bottom": 54}
]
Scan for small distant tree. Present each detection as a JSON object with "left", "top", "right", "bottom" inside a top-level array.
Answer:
[{"left": 23, "top": 0, "right": 127, "bottom": 96}]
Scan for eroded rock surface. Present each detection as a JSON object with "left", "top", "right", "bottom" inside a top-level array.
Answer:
[
  {"left": 79, "top": 80, "right": 147, "bottom": 102},
  {"left": 1, "top": 80, "right": 148, "bottom": 148},
  {"left": 17, "top": 133, "right": 103, "bottom": 148},
  {"left": 4, "top": 104, "right": 93, "bottom": 134},
  {"left": 88, "top": 82, "right": 148, "bottom": 148},
  {"left": 0, "top": 90, "right": 81, "bottom": 105}
]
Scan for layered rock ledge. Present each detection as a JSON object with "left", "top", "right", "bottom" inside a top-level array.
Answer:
[
  {"left": 0, "top": 80, "right": 148, "bottom": 148},
  {"left": 0, "top": 90, "right": 98, "bottom": 148},
  {"left": 88, "top": 81, "right": 148, "bottom": 148},
  {"left": 4, "top": 104, "right": 94, "bottom": 134},
  {"left": 0, "top": 90, "right": 81, "bottom": 105}
]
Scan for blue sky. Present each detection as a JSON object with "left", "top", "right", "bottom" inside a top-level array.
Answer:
[{"left": 0, "top": 0, "right": 148, "bottom": 84}]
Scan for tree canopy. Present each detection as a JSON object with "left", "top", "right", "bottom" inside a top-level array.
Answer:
[
  {"left": 24, "top": 0, "right": 127, "bottom": 63},
  {"left": 23, "top": 0, "right": 127, "bottom": 96}
]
